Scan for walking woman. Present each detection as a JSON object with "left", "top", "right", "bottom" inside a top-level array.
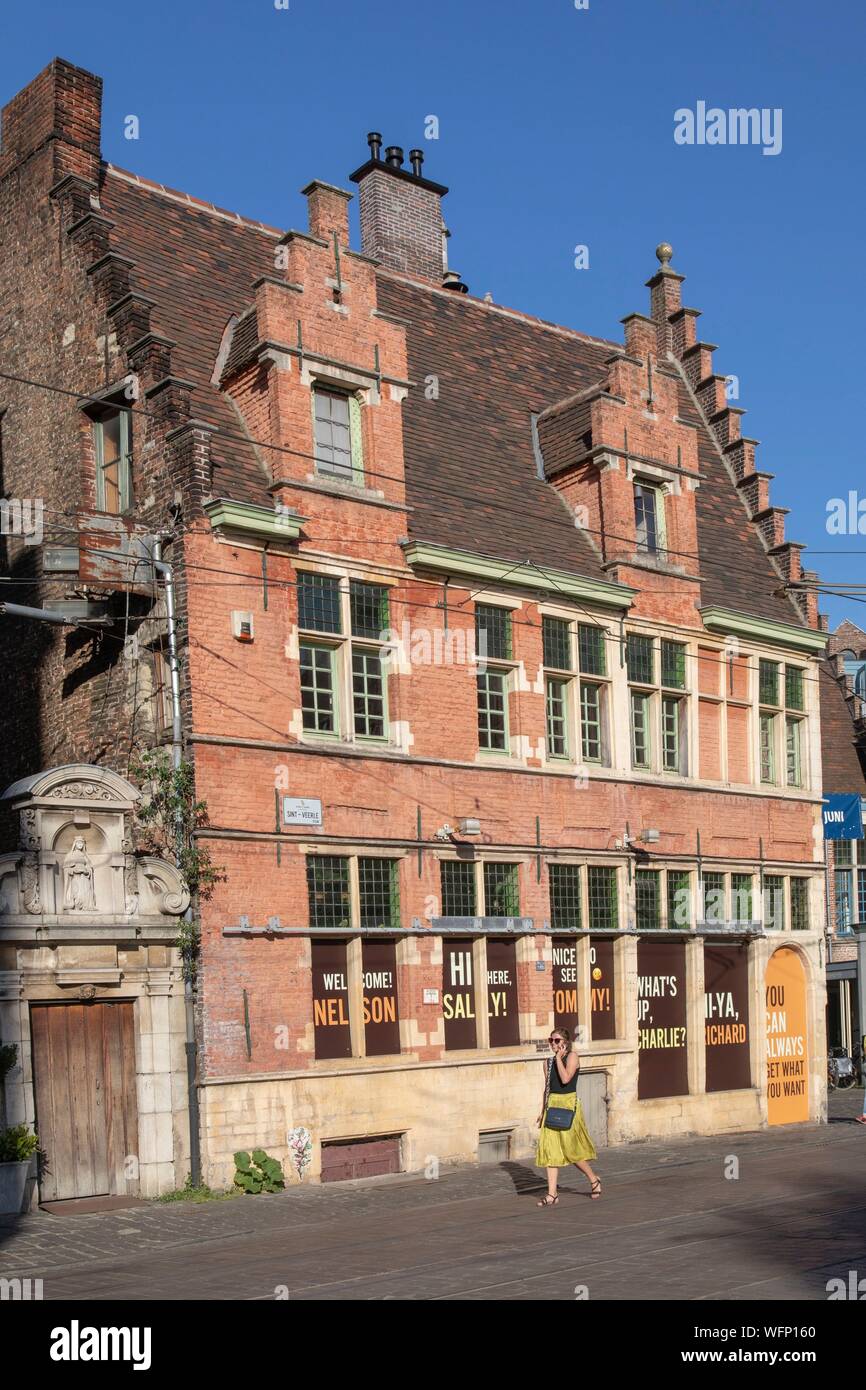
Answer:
[{"left": 536, "top": 1026, "right": 600, "bottom": 1207}]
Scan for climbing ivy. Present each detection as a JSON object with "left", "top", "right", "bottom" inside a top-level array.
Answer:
[{"left": 130, "top": 749, "right": 224, "bottom": 982}]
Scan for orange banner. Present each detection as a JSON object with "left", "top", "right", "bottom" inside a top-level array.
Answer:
[{"left": 766, "top": 947, "right": 809, "bottom": 1125}]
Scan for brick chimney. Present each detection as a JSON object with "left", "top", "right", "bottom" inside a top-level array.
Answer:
[
  {"left": 349, "top": 133, "right": 448, "bottom": 283},
  {"left": 0, "top": 58, "right": 102, "bottom": 183}
]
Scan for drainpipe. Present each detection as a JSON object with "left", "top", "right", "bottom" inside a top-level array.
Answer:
[{"left": 152, "top": 539, "right": 202, "bottom": 1188}]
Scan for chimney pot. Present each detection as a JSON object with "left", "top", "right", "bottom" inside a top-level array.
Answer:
[
  {"left": 367, "top": 131, "right": 383, "bottom": 161},
  {"left": 409, "top": 148, "right": 424, "bottom": 176},
  {"left": 385, "top": 145, "right": 404, "bottom": 168}
]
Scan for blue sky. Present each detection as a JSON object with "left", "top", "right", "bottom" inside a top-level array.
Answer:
[{"left": 2, "top": 0, "right": 863, "bottom": 629}]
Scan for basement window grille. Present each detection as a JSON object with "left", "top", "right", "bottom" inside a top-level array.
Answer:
[
  {"left": 731, "top": 873, "right": 753, "bottom": 924},
  {"left": 440, "top": 861, "right": 477, "bottom": 917},
  {"left": 587, "top": 866, "right": 618, "bottom": 930},
  {"left": 483, "top": 863, "right": 520, "bottom": 917},
  {"left": 307, "top": 856, "right": 351, "bottom": 929},
  {"left": 358, "top": 858, "right": 400, "bottom": 930},
  {"left": 635, "top": 869, "right": 661, "bottom": 930},
  {"left": 790, "top": 878, "right": 809, "bottom": 931},
  {"left": 549, "top": 864, "right": 582, "bottom": 930},
  {"left": 666, "top": 870, "right": 691, "bottom": 929}
]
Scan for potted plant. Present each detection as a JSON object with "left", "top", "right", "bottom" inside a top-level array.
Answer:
[{"left": 0, "top": 1123, "right": 39, "bottom": 1215}]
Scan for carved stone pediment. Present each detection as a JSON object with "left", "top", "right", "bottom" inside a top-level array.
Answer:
[{"left": 0, "top": 764, "right": 189, "bottom": 926}]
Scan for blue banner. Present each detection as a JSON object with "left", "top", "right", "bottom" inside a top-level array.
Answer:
[{"left": 822, "top": 793, "right": 864, "bottom": 840}]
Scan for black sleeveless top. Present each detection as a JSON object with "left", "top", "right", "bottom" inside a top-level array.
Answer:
[{"left": 548, "top": 1054, "right": 578, "bottom": 1093}]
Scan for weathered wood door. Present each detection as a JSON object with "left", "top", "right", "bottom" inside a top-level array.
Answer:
[{"left": 30, "top": 1001, "right": 139, "bottom": 1202}]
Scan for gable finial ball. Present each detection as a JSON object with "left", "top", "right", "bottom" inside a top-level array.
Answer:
[{"left": 656, "top": 242, "right": 674, "bottom": 267}]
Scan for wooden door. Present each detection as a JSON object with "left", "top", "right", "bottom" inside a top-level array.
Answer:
[{"left": 30, "top": 1001, "right": 139, "bottom": 1202}]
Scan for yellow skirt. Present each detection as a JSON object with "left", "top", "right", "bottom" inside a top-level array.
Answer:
[{"left": 536, "top": 1093, "right": 597, "bottom": 1167}]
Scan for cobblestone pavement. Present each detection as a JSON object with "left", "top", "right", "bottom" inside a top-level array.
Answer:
[{"left": 1, "top": 1089, "right": 864, "bottom": 1301}]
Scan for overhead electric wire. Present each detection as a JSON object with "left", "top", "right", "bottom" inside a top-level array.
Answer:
[{"left": 0, "top": 366, "right": 842, "bottom": 591}]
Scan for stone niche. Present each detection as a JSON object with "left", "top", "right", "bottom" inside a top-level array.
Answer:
[{"left": 0, "top": 764, "right": 189, "bottom": 926}]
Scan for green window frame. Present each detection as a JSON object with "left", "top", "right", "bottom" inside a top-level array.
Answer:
[
  {"left": 476, "top": 604, "right": 512, "bottom": 661},
  {"left": 630, "top": 690, "right": 651, "bottom": 769},
  {"left": 483, "top": 862, "right": 520, "bottom": 916},
  {"left": 352, "top": 648, "right": 387, "bottom": 739},
  {"left": 759, "top": 659, "right": 779, "bottom": 707},
  {"left": 300, "top": 642, "right": 339, "bottom": 735},
  {"left": 477, "top": 669, "right": 509, "bottom": 751},
  {"left": 759, "top": 712, "right": 776, "bottom": 784},
  {"left": 587, "top": 866, "right": 618, "bottom": 930},
  {"left": 549, "top": 864, "right": 582, "bottom": 930},
  {"left": 626, "top": 634, "right": 655, "bottom": 685},
  {"left": 764, "top": 874, "right": 785, "bottom": 929},
  {"left": 440, "top": 860, "right": 477, "bottom": 917},
  {"left": 785, "top": 717, "right": 802, "bottom": 788},
  {"left": 545, "top": 677, "right": 570, "bottom": 758},
  {"left": 358, "top": 858, "right": 400, "bottom": 929},
  {"left": 784, "top": 665, "right": 804, "bottom": 712},
  {"left": 635, "top": 869, "right": 661, "bottom": 929},
  {"left": 350, "top": 581, "right": 390, "bottom": 640},
  {"left": 94, "top": 410, "right": 133, "bottom": 514},
  {"left": 666, "top": 870, "right": 691, "bottom": 929},
  {"left": 307, "top": 856, "right": 351, "bottom": 929},
  {"left": 731, "top": 873, "right": 753, "bottom": 924},
  {"left": 297, "top": 571, "right": 343, "bottom": 634},
  {"left": 661, "top": 640, "right": 686, "bottom": 690},
  {"left": 580, "top": 682, "right": 603, "bottom": 762},
  {"left": 790, "top": 878, "right": 809, "bottom": 932},
  {"left": 577, "top": 623, "right": 606, "bottom": 676},
  {"left": 661, "top": 696, "right": 683, "bottom": 773},
  {"left": 634, "top": 481, "right": 662, "bottom": 555},
  {"left": 702, "top": 872, "right": 726, "bottom": 924},
  {"left": 543, "top": 616, "right": 572, "bottom": 671},
  {"left": 313, "top": 388, "right": 359, "bottom": 480}
]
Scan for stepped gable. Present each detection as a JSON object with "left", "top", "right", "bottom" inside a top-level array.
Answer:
[
  {"left": 99, "top": 167, "right": 278, "bottom": 505},
  {"left": 96, "top": 164, "right": 819, "bottom": 626}
]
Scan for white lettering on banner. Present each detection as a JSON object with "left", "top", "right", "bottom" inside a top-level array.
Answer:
[{"left": 363, "top": 971, "right": 393, "bottom": 989}]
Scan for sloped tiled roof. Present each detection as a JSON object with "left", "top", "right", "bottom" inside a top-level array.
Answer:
[
  {"left": 100, "top": 164, "right": 811, "bottom": 627},
  {"left": 820, "top": 664, "right": 866, "bottom": 792}
]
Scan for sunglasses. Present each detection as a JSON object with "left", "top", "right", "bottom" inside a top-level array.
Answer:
[{"left": 549, "top": 1036, "right": 563, "bottom": 1044}]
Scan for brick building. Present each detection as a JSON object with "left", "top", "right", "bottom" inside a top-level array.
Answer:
[
  {"left": 0, "top": 60, "right": 831, "bottom": 1198},
  {"left": 820, "top": 622, "right": 866, "bottom": 1054}
]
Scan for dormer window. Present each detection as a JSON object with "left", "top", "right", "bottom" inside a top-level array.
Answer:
[
  {"left": 313, "top": 387, "right": 360, "bottom": 481},
  {"left": 634, "top": 480, "right": 663, "bottom": 556},
  {"left": 93, "top": 408, "right": 133, "bottom": 514}
]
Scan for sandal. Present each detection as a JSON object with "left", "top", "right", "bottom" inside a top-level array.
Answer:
[
  {"left": 590, "top": 1178, "right": 602, "bottom": 1200},
  {"left": 537, "top": 1194, "right": 559, "bottom": 1208},
  {"left": 856, "top": 1116, "right": 866, "bottom": 1125}
]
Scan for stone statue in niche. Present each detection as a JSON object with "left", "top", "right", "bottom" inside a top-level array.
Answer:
[{"left": 63, "top": 837, "right": 96, "bottom": 912}]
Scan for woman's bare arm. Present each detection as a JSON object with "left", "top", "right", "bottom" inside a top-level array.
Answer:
[{"left": 555, "top": 1050, "right": 580, "bottom": 1084}]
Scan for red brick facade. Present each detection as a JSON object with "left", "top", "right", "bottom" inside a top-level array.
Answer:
[{"left": 0, "top": 61, "right": 833, "bottom": 1183}]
